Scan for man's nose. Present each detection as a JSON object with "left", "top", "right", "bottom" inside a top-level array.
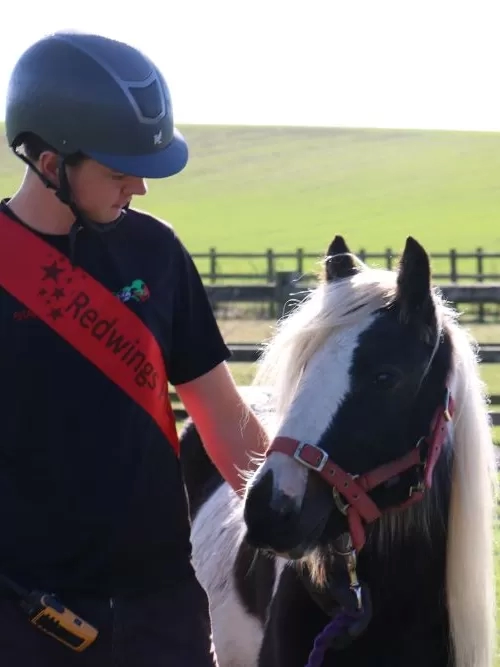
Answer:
[{"left": 125, "top": 177, "right": 148, "bottom": 196}]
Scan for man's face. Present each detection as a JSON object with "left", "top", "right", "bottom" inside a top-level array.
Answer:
[{"left": 66, "top": 158, "right": 148, "bottom": 223}]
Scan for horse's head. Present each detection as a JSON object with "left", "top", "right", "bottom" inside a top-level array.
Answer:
[{"left": 243, "top": 235, "right": 454, "bottom": 560}]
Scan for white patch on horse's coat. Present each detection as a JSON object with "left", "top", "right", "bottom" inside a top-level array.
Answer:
[
  {"left": 191, "top": 482, "right": 264, "bottom": 667},
  {"left": 253, "top": 317, "right": 376, "bottom": 505}
]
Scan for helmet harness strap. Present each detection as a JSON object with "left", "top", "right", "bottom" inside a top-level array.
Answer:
[{"left": 12, "top": 144, "right": 126, "bottom": 263}]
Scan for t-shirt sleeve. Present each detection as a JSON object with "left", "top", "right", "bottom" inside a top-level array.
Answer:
[{"left": 167, "top": 236, "right": 231, "bottom": 385}]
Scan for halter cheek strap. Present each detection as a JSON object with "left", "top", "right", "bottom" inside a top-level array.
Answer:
[{"left": 265, "top": 386, "right": 454, "bottom": 552}]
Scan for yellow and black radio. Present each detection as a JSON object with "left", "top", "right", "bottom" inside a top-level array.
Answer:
[
  {"left": 0, "top": 573, "right": 98, "bottom": 652},
  {"left": 22, "top": 591, "right": 99, "bottom": 651}
]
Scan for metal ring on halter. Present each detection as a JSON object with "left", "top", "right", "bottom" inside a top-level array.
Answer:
[
  {"left": 332, "top": 533, "right": 354, "bottom": 557},
  {"left": 332, "top": 487, "right": 350, "bottom": 515}
]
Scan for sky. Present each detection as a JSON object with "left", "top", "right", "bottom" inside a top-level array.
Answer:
[{"left": 1, "top": 0, "right": 499, "bottom": 132}]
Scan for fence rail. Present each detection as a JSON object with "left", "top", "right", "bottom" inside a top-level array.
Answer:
[
  {"left": 202, "top": 342, "right": 500, "bottom": 364},
  {"left": 170, "top": 342, "right": 500, "bottom": 427},
  {"left": 202, "top": 276, "right": 500, "bottom": 320},
  {"left": 193, "top": 248, "right": 500, "bottom": 285},
  {"left": 171, "top": 387, "right": 500, "bottom": 427}
]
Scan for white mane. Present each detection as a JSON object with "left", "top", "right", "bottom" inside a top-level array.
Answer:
[
  {"left": 251, "top": 265, "right": 498, "bottom": 667},
  {"left": 254, "top": 267, "right": 397, "bottom": 416}
]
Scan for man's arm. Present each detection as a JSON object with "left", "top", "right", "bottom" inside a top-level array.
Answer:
[
  {"left": 164, "top": 228, "right": 269, "bottom": 493},
  {"left": 175, "top": 362, "right": 269, "bottom": 496}
]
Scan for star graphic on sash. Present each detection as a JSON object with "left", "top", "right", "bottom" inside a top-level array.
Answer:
[
  {"left": 52, "top": 287, "right": 65, "bottom": 300},
  {"left": 41, "top": 260, "right": 64, "bottom": 283},
  {"left": 48, "top": 307, "right": 63, "bottom": 321}
]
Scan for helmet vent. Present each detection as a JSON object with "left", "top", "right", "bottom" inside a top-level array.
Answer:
[{"left": 129, "top": 80, "right": 164, "bottom": 121}]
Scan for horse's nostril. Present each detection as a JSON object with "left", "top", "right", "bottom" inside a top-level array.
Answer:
[{"left": 269, "top": 491, "right": 296, "bottom": 519}]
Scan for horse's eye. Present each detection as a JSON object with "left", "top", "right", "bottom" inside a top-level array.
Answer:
[{"left": 373, "top": 371, "right": 397, "bottom": 389}]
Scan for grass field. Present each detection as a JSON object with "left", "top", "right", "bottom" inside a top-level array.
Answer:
[
  {"left": 2, "top": 124, "right": 500, "bottom": 280},
  {"left": 3, "top": 122, "right": 500, "bottom": 436}
]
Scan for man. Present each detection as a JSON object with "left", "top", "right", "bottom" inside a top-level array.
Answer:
[{"left": 0, "top": 30, "right": 269, "bottom": 666}]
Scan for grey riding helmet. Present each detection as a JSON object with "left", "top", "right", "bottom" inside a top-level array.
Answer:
[{"left": 5, "top": 31, "right": 188, "bottom": 179}]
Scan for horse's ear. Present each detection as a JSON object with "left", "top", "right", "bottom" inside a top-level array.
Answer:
[
  {"left": 327, "top": 235, "right": 350, "bottom": 256},
  {"left": 396, "top": 237, "right": 436, "bottom": 330},
  {"left": 325, "top": 235, "right": 364, "bottom": 282}
]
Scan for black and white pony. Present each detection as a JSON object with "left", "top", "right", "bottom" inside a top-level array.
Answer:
[{"left": 180, "top": 235, "right": 497, "bottom": 667}]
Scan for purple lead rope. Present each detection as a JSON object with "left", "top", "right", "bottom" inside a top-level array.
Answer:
[{"left": 304, "top": 610, "right": 359, "bottom": 667}]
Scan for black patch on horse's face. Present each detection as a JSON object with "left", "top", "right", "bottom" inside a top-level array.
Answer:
[
  {"left": 244, "top": 467, "right": 333, "bottom": 555},
  {"left": 244, "top": 236, "right": 454, "bottom": 558},
  {"left": 276, "top": 308, "right": 452, "bottom": 556},
  {"left": 321, "top": 303, "right": 451, "bottom": 499},
  {"left": 297, "top": 236, "right": 453, "bottom": 551}
]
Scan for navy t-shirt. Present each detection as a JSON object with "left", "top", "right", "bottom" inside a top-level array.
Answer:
[{"left": 0, "top": 200, "right": 231, "bottom": 596}]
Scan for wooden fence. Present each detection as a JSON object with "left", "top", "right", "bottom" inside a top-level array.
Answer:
[
  {"left": 193, "top": 248, "right": 500, "bottom": 284},
  {"left": 173, "top": 280, "right": 500, "bottom": 427},
  {"left": 203, "top": 274, "right": 500, "bottom": 319},
  {"left": 170, "top": 342, "right": 500, "bottom": 427},
  {"left": 171, "top": 390, "right": 500, "bottom": 427},
  {"left": 204, "top": 342, "right": 500, "bottom": 364}
]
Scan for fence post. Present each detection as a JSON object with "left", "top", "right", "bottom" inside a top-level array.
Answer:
[
  {"left": 266, "top": 249, "right": 275, "bottom": 282},
  {"left": 267, "top": 249, "right": 276, "bottom": 318},
  {"left": 449, "top": 249, "right": 457, "bottom": 282},
  {"left": 385, "top": 248, "right": 393, "bottom": 270},
  {"left": 275, "top": 271, "right": 301, "bottom": 318},
  {"left": 477, "top": 247, "right": 484, "bottom": 323},
  {"left": 296, "top": 248, "right": 304, "bottom": 275},
  {"left": 209, "top": 247, "right": 217, "bottom": 284}
]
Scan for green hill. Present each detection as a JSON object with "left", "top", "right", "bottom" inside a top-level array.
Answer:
[{"left": 1, "top": 123, "right": 500, "bottom": 277}]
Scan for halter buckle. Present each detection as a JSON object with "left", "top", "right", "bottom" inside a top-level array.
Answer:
[
  {"left": 408, "top": 480, "right": 426, "bottom": 498},
  {"left": 293, "top": 442, "right": 329, "bottom": 472}
]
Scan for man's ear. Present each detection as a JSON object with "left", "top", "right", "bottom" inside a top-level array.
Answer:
[{"left": 38, "top": 151, "right": 60, "bottom": 186}]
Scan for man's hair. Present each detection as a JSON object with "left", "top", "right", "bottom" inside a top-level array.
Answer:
[{"left": 18, "top": 132, "right": 86, "bottom": 166}]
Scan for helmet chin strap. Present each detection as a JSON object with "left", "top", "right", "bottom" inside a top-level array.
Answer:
[{"left": 12, "top": 147, "right": 127, "bottom": 263}]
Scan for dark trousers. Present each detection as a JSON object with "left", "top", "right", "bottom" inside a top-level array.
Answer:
[{"left": 0, "top": 576, "right": 218, "bottom": 666}]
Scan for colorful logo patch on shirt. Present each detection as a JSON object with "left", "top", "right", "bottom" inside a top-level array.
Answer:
[{"left": 115, "top": 280, "right": 150, "bottom": 303}]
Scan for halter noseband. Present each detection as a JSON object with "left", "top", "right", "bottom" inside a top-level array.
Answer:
[{"left": 265, "top": 385, "right": 454, "bottom": 552}]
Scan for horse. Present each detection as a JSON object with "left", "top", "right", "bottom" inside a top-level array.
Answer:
[{"left": 179, "top": 234, "right": 498, "bottom": 667}]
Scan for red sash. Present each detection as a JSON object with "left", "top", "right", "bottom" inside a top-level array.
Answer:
[{"left": 0, "top": 211, "right": 180, "bottom": 456}]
